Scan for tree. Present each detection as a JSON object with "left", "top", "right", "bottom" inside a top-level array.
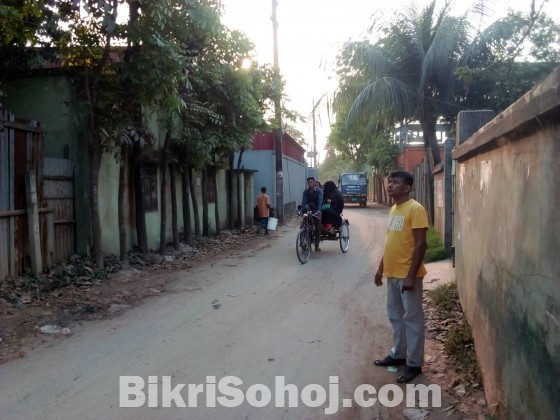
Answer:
[
  {"left": 338, "top": 2, "right": 475, "bottom": 168},
  {"left": 453, "top": 10, "right": 560, "bottom": 116},
  {"left": 1, "top": 0, "right": 287, "bottom": 262},
  {"left": 177, "top": 28, "right": 275, "bottom": 235},
  {"left": 0, "top": 0, "right": 117, "bottom": 267},
  {"left": 335, "top": 1, "right": 559, "bottom": 218},
  {"left": 1, "top": 0, "right": 225, "bottom": 262},
  {"left": 327, "top": 62, "right": 400, "bottom": 188},
  {"left": 118, "top": 0, "right": 223, "bottom": 253},
  {"left": 67, "top": 0, "right": 121, "bottom": 268},
  {"left": 339, "top": 3, "right": 560, "bottom": 167},
  {"left": 368, "top": 131, "right": 401, "bottom": 204},
  {"left": 327, "top": 117, "right": 373, "bottom": 169},
  {"left": 0, "top": 1, "right": 74, "bottom": 83},
  {"left": 318, "top": 150, "right": 349, "bottom": 185}
]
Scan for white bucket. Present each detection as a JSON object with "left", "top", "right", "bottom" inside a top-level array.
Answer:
[{"left": 267, "top": 217, "right": 278, "bottom": 231}]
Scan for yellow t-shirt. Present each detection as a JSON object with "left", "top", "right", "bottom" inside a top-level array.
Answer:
[{"left": 383, "top": 199, "right": 428, "bottom": 278}]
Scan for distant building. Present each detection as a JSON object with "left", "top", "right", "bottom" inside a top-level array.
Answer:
[{"left": 235, "top": 132, "right": 308, "bottom": 215}]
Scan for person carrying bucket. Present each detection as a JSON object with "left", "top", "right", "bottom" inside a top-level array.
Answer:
[{"left": 256, "top": 186, "right": 271, "bottom": 235}]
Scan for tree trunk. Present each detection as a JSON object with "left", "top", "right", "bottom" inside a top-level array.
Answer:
[
  {"left": 420, "top": 116, "right": 441, "bottom": 167},
  {"left": 201, "top": 167, "right": 209, "bottom": 236},
  {"left": 133, "top": 140, "right": 148, "bottom": 253},
  {"left": 382, "top": 176, "right": 388, "bottom": 205},
  {"left": 89, "top": 133, "right": 104, "bottom": 269},
  {"left": 189, "top": 165, "right": 201, "bottom": 236},
  {"left": 235, "top": 149, "right": 245, "bottom": 229},
  {"left": 236, "top": 147, "right": 245, "bottom": 169},
  {"left": 414, "top": 116, "right": 441, "bottom": 223},
  {"left": 118, "top": 144, "right": 128, "bottom": 263},
  {"left": 420, "top": 115, "right": 437, "bottom": 223},
  {"left": 159, "top": 129, "right": 171, "bottom": 254},
  {"left": 373, "top": 170, "right": 381, "bottom": 205},
  {"left": 180, "top": 161, "right": 192, "bottom": 245},
  {"left": 125, "top": 0, "right": 148, "bottom": 253},
  {"left": 83, "top": 29, "right": 113, "bottom": 269},
  {"left": 213, "top": 166, "right": 220, "bottom": 235},
  {"left": 236, "top": 170, "right": 242, "bottom": 228},
  {"left": 169, "top": 164, "right": 179, "bottom": 249},
  {"left": 227, "top": 154, "right": 234, "bottom": 230},
  {"left": 424, "top": 152, "right": 435, "bottom": 225}
]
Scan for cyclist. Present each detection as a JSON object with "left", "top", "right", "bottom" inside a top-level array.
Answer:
[{"left": 301, "top": 176, "right": 323, "bottom": 251}]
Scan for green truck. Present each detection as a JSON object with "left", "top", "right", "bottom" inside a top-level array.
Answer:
[{"left": 338, "top": 172, "right": 368, "bottom": 207}]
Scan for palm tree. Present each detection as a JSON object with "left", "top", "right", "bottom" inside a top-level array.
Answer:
[{"left": 340, "top": 0, "right": 476, "bottom": 167}]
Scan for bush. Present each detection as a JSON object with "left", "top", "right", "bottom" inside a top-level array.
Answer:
[
  {"left": 424, "top": 226, "right": 448, "bottom": 263},
  {"left": 426, "top": 226, "right": 443, "bottom": 248},
  {"left": 429, "top": 280, "right": 459, "bottom": 314},
  {"left": 445, "top": 313, "right": 482, "bottom": 384},
  {"left": 424, "top": 247, "right": 448, "bottom": 262},
  {"left": 427, "top": 281, "right": 482, "bottom": 385}
]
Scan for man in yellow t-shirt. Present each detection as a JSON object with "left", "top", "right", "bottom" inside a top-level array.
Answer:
[
  {"left": 256, "top": 186, "right": 271, "bottom": 235},
  {"left": 373, "top": 171, "right": 428, "bottom": 383}
]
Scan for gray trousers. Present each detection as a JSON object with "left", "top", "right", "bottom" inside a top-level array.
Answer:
[{"left": 386, "top": 277, "right": 425, "bottom": 367}]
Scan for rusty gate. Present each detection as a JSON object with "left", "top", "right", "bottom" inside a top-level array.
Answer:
[
  {"left": 1, "top": 108, "right": 75, "bottom": 280},
  {"left": 0, "top": 108, "right": 43, "bottom": 279},
  {"left": 42, "top": 157, "right": 75, "bottom": 264}
]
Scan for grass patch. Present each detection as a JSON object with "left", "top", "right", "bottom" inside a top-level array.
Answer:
[
  {"left": 424, "top": 226, "right": 448, "bottom": 263},
  {"left": 429, "top": 280, "right": 459, "bottom": 314},
  {"left": 445, "top": 313, "right": 482, "bottom": 384},
  {"left": 427, "top": 281, "right": 482, "bottom": 385}
]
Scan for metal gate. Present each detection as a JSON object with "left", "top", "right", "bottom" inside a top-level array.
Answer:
[
  {"left": 0, "top": 108, "right": 43, "bottom": 279},
  {"left": 0, "top": 108, "right": 75, "bottom": 281}
]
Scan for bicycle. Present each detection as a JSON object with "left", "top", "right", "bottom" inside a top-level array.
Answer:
[
  {"left": 337, "top": 219, "right": 350, "bottom": 253},
  {"left": 295, "top": 207, "right": 350, "bottom": 264},
  {"left": 295, "top": 209, "right": 320, "bottom": 264}
]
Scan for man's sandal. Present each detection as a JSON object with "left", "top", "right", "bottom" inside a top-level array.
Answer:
[
  {"left": 373, "top": 355, "right": 406, "bottom": 367},
  {"left": 397, "top": 366, "right": 422, "bottom": 383}
]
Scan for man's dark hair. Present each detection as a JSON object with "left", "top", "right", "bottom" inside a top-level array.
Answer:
[
  {"left": 307, "top": 176, "right": 315, "bottom": 182},
  {"left": 389, "top": 170, "right": 414, "bottom": 186},
  {"left": 261, "top": 187, "right": 267, "bottom": 193}
]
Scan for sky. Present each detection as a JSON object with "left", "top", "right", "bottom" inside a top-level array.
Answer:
[{"left": 220, "top": 0, "right": 560, "bottom": 166}]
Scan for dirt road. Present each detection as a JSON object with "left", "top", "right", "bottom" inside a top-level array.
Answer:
[{"left": 0, "top": 206, "right": 459, "bottom": 419}]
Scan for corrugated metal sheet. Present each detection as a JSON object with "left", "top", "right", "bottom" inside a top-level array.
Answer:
[
  {"left": 252, "top": 132, "right": 305, "bottom": 163},
  {"left": 0, "top": 107, "right": 44, "bottom": 279},
  {"left": 0, "top": 108, "right": 14, "bottom": 279},
  {"left": 252, "top": 133, "right": 274, "bottom": 150}
]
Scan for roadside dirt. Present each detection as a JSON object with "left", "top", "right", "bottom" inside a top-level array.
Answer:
[
  {"left": 0, "top": 229, "right": 258, "bottom": 365},
  {"left": 421, "top": 264, "right": 490, "bottom": 419},
  {"left": 0, "top": 228, "right": 488, "bottom": 418},
  {"left": 421, "top": 325, "right": 489, "bottom": 419}
]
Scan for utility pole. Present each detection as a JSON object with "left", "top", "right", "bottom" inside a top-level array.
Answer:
[
  {"left": 312, "top": 99, "right": 317, "bottom": 168},
  {"left": 271, "top": 0, "right": 283, "bottom": 223},
  {"left": 309, "top": 95, "right": 326, "bottom": 168}
]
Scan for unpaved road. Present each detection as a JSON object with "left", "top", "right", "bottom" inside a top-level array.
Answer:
[{"left": 0, "top": 206, "right": 458, "bottom": 419}]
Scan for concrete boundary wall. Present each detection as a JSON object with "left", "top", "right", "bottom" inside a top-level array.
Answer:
[{"left": 452, "top": 67, "right": 560, "bottom": 418}]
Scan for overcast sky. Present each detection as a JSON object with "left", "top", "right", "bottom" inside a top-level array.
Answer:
[{"left": 220, "top": 0, "right": 559, "bottom": 164}]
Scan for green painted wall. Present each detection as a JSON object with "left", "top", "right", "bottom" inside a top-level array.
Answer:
[
  {"left": 4, "top": 72, "right": 246, "bottom": 257},
  {"left": 3, "top": 72, "right": 91, "bottom": 254}
]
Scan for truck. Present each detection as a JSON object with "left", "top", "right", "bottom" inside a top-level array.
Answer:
[{"left": 338, "top": 172, "right": 368, "bottom": 207}]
